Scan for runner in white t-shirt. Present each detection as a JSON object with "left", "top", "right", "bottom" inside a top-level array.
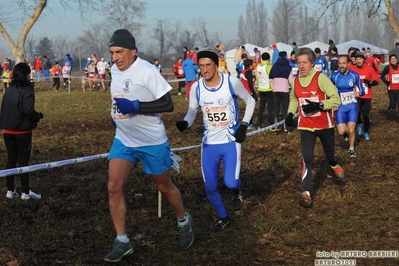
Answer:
[{"left": 104, "top": 29, "right": 194, "bottom": 263}]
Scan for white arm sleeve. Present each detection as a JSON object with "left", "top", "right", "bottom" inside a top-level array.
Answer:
[
  {"left": 230, "top": 76, "right": 256, "bottom": 123},
  {"left": 183, "top": 81, "right": 200, "bottom": 127}
]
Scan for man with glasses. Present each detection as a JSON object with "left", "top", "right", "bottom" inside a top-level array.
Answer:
[{"left": 176, "top": 50, "right": 255, "bottom": 231}]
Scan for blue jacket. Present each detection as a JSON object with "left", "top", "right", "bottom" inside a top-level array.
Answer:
[
  {"left": 64, "top": 56, "right": 74, "bottom": 71},
  {"left": 272, "top": 48, "right": 280, "bottom": 65},
  {"left": 182, "top": 58, "right": 198, "bottom": 82}
]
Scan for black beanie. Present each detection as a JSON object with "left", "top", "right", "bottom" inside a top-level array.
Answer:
[
  {"left": 197, "top": 50, "right": 219, "bottom": 67},
  {"left": 109, "top": 29, "right": 136, "bottom": 50}
]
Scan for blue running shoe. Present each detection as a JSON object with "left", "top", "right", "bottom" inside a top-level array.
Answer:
[
  {"left": 357, "top": 124, "right": 363, "bottom": 135},
  {"left": 364, "top": 132, "right": 370, "bottom": 140}
]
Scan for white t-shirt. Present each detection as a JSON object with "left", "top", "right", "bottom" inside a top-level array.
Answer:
[
  {"left": 184, "top": 74, "right": 255, "bottom": 144},
  {"left": 110, "top": 56, "right": 172, "bottom": 147},
  {"left": 97, "top": 61, "right": 109, "bottom": 74}
]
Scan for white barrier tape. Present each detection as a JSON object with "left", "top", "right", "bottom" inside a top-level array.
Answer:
[
  {"left": 0, "top": 153, "right": 109, "bottom": 178},
  {"left": 0, "top": 114, "right": 298, "bottom": 177}
]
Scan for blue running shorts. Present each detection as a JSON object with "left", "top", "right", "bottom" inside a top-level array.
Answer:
[
  {"left": 336, "top": 103, "right": 358, "bottom": 124},
  {"left": 108, "top": 138, "right": 173, "bottom": 175}
]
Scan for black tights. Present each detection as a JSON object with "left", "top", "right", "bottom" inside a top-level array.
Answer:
[
  {"left": 4, "top": 132, "right": 32, "bottom": 194},
  {"left": 300, "top": 128, "right": 337, "bottom": 192}
]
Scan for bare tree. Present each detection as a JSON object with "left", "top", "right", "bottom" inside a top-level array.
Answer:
[
  {"left": 52, "top": 35, "right": 73, "bottom": 64},
  {"left": 0, "top": 0, "right": 147, "bottom": 63},
  {"left": 100, "top": 0, "right": 147, "bottom": 36},
  {"left": 25, "top": 35, "right": 38, "bottom": 62},
  {"left": 178, "top": 30, "right": 197, "bottom": 52},
  {"left": 237, "top": 0, "right": 269, "bottom": 46},
  {"left": 270, "top": 0, "right": 298, "bottom": 44},
  {"left": 312, "top": 0, "right": 399, "bottom": 40},
  {"left": 191, "top": 18, "right": 213, "bottom": 48},
  {"left": 150, "top": 19, "right": 173, "bottom": 64}
]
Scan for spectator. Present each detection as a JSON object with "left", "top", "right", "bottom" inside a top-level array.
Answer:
[
  {"left": 2, "top": 68, "right": 11, "bottom": 93},
  {"left": 255, "top": 52, "right": 273, "bottom": 129},
  {"left": 33, "top": 55, "right": 42, "bottom": 82},
  {"left": 42, "top": 55, "right": 52, "bottom": 82},
  {"left": 64, "top": 54, "right": 74, "bottom": 73},
  {"left": 218, "top": 53, "right": 230, "bottom": 74},
  {"left": 171, "top": 57, "right": 185, "bottom": 96},
  {"left": 0, "top": 62, "right": 44, "bottom": 200},
  {"left": 182, "top": 53, "right": 198, "bottom": 100},
  {"left": 269, "top": 51, "right": 293, "bottom": 133},
  {"left": 153, "top": 59, "right": 162, "bottom": 75},
  {"left": 271, "top": 44, "right": 280, "bottom": 65},
  {"left": 389, "top": 42, "right": 399, "bottom": 60}
]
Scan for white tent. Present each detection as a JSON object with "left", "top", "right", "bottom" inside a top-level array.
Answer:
[
  {"left": 300, "top": 41, "right": 330, "bottom": 54},
  {"left": 225, "top": 43, "right": 262, "bottom": 77},
  {"left": 335, "top": 40, "right": 388, "bottom": 55}
]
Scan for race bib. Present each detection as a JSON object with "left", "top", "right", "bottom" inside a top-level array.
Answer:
[
  {"left": 362, "top": 83, "right": 368, "bottom": 94},
  {"left": 299, "top": 96, "right": 321, "bottom": 117},
  {"left": 314, "top": 64, "right": 322, "bottom": 72},
  {"left": 178, "top": 69, "right": 184, "bottom": 75},
  {"left": 111, "top": 94, "right": 129, "bottom": 121},
  {"left": 340, "top": 91, "right": 356, "bottom": 105},
  {"left": 292, "top": 67, "right": 298, "bottom": 76},
  {"left": 219, "top": 67, "right": 225, "bottom": 73},
  {"left": 204, "top": 104, "right": 230, "bottom": 128},
  {"left": 392, "top": 73, "right": 399, "bottom": 84}
]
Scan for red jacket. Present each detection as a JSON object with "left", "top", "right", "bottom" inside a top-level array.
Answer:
[
  {"left": 352, "top": 64, "right": 379, "bottom": 99},
  {"left": 34, "top": 58, "right": 42, "bottom": 71},
  {"left": 172, "top": 62, "right": 185, "bottom": 78}
]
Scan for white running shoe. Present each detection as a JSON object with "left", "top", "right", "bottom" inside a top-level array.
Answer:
[
  {"left": 21, "top": 190, "right": 42, "bottom": 200},
  {"left": 6, "top": 190, "right": 19, "bottom": 199}
]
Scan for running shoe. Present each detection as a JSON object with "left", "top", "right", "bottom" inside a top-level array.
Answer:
[
  {"left": 331, "top": 164, "right": 345, "bottom": 180},
  {"left": 5, "top": 190, "right": 19, "bottom": 199},
  {"left": 295, "top": 191, "right": 312, "bottom": 208},
  {"left": 178, "top": 212, "right": 194, "bottom": 249},
  {"left": 104, "top": 239, "right": 134, "bottom": 262},
  {"left": 357, "top": 124, "right": 363, "bottom": 136},
  {"left": 210, "top": 216, "right": 231, "bottom": 231},
  {"left": 364, "top": 132, "right": 370, "bottom": 140},
  {"left": 343, "top": 132, "right": 349, "bottom": 141},
  {"left": 349, "top": 150, "right": 356, "bottom": 158},
  {"left": 248, "top": 124, "right": 257, "bottom": 130},
  {"left": 21, "top": 190, "right": 41, "bottom": 200},
  {"left": 231, "top": 188, "right": 243, "bottom": 211}
]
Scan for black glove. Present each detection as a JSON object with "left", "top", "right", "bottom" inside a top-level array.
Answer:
[
  {"left": 363, "top": 79, "right": 371, "bottom": 86},
  {"left": 302, "top": 99, "right": 322, "bottom": 114},
  {"left": 176, "top": 121, "right": 188, "bottom": 132},
  {"left": 39, "top": 112, "right": 44, "bottom": 119},
  {"left": 285, "top": 112, "right": 295, "bottom": 127},
  {"left": 234, "top": 124, "right": 248, "bottom": 143}
]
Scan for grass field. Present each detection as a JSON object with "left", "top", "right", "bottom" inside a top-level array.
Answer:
[{"left": 0, "top": 79, "right": 399, "bottom": 265}]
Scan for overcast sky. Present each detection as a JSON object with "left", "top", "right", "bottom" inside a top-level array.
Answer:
[{"left": 0, "top": 0, "right": 287, "bottom": 54}]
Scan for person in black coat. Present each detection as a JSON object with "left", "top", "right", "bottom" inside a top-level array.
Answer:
[{"left": 0, "top": 62, "right": 44, "bottom": 200}]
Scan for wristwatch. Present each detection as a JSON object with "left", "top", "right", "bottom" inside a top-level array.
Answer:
[
  {"left": 241, "top": 121, "right": 249, "bottom": 126},
  {"left": 319, "top": 102, "right": 324, "bottom": 110}
]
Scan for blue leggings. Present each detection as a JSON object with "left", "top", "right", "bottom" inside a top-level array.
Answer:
[{"left": 201, "top": 142, "right": 241, "bottom": 219}]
